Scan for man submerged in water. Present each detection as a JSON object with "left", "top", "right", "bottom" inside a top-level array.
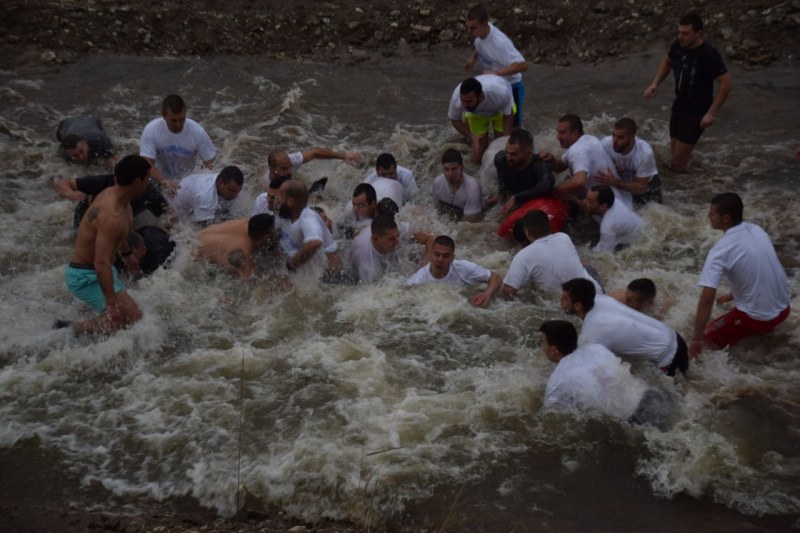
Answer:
[{"left": 58, "top": 155, "right": 151, "bottom": 335}]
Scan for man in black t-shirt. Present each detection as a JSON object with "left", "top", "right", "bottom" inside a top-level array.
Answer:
[
  {"left": 56, "top": 115, "right": 116, "bottom": 167},
  {"left": 643, "top": 12, "right": 731, "bottom": 173},
  {"left": 491, "top": 128, "right": 555, "bottom": 219},
  {"left": 52, "top": 173, "right": 170, "bottom": 229}
]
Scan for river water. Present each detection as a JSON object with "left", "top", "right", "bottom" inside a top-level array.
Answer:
[{"left": 0, "top": 48, "right": 798, "bottom": 531}]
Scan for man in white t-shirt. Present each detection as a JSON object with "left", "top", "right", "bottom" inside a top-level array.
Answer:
[
  {"left": 464, "top": 5, "right": 527, "bottom": 127},
  {"left": 540, "top": 114, "right": 619, "bottom": 199},
  {"left": 539, "top": 320, "right": 675, "bottom": 429},
  {"left": 139, "top": 94, "right": 216, "bottom": 195},
  {"left": 350, "top": 215, "right": 434, "bottom": 283},
  {"left": 261, "top": 147, "right": 363, "bottom": 187},
  {"left": 598, "top": 118, "right": 662, "bottom": 207},
  {"left": 502, "top": 210, "right": 602, "bottom": 297},
  {"left": 584, "top": 185, "right": 644, "bottom": 253},
  {"left": 561, "top": 278, "right": 688, "bottom": 376},
  {"left": 431, "top": 148, "right": 484, "bottom": 222},
  {"left": 690, "top": 193, "right": 791, "bottom": 358},
  {"left": 448, "top": 75, "right": 515, "bottom": 165},
  {"left": 174, "top": 166, "right": 244, "bottom": 226},
  {"left": 276, "top": 179, "right": 342, "bottom": 273},
  {"left": 406, "top": 235, "right": 501, "bottom": 307},
  {"left": 362, "top": 153, "right": 417, "bottom": 204},
  {"left": 251, "top": 175, "right": 290, "bottom": 216}
]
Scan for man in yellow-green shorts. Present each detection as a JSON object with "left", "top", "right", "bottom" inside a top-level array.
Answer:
[{"left": 448, "top": 74, "right": 515, "bottom": 165}]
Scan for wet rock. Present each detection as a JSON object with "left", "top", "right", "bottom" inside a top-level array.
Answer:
[
  {"left": 439, "top": 28, "right": 455, "bottom": 41},
  {"left": 593, "top": 2, "right": 610, "bottom": 14},
  {"left": 535, "top": 18, "right": 554, "bottom": 31},
  {"left": 741, "top": 38, "right": 760, "bottom": 49},
  {"left": 40, "top": 50, "right": 56, "bottom": 62},
  {"left": 419, "top": 8, "right": 432, "bottom": 16}
]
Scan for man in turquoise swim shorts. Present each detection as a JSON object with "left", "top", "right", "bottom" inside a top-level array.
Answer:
[{"left": 61, "top": 155, "right": 151, "bottom": 335}]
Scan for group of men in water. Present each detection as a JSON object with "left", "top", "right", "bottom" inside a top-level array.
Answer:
[{"left": 53, "top": 6, "right": 791, "bottom": 425}]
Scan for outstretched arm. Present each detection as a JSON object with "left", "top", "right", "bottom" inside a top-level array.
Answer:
[
  {"left": 53, "top": 177, "right": 86, "bottom": 201},
  {"left": 689, "top": 286, "right": 717, "bottom": 358},
  {"left": 301, "top": 147, "right": 363, "bottom": 166},
  {"left": 471, "top": 271, "right": 502, "bottom": 307},
  {"left": 644, "top": 55, "right": 672, "bottom": 98}
]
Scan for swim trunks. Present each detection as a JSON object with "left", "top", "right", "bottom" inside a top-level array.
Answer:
[
  {"left": 465, "top": 103, "right": 517, "bottom": 136},
  {"left": 669, "top": 110, "right": 705, "bottom": 145},
  {"left": 64, "top": 263, "right": 126, "bottom": 312},
  {"left": 704, "top": 305, "right": 790, "bottom": 349}
]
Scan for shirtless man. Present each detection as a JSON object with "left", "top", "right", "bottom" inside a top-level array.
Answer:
[
  {"left": 196, "top": 214, "right": 279, "bottom": 280},
  {"left": 60, "top": 155, "right": 151, "bottom": 335}
]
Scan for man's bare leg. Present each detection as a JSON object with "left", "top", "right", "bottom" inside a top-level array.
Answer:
[
  {"left": 470, "top": 134, "right": 489, "bottom": 165},
  {"left": 72, "top": 291, "right": 143, "bottom": 336},
  {"left": 671, "top": 138, "right": 694, "bottom": 173}
]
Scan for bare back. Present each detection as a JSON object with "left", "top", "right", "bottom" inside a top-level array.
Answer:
[
  {"left": 71, "top": 186, "right": 133, "bottom": 266},
  {"left": 196, "top": 219, "right": 254, "bottom": 277}
]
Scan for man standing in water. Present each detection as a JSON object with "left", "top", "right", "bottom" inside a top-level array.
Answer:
[
  {"left": 59, "top": 155, "right": 151, "bottom": 335},
  {"left": 643, "top": 12, "right": 732, "bottom": 173},
  {"left": 464, "top": 4, "right": 527, "bottom": 127},
  {"left": 690, "top": 193, "right": 791, "bottom": 357}
]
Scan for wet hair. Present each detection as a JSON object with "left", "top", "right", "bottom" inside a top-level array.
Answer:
[
  {"left": 522, "top": 210, "right": 551, "bottom": 239},
  {"left": 433, "top": 235, "right": 455, "bottom": 250},
  {"left": 466, "top": 5, "right": 488, "bottom": 23},
  {"left": 539, "top": 320, "right": 578, "bottom": 355},
  {"left": 375, "top": 153, "right": 397, "bottom": 171},
  {"left": 508, "top": 128, "right": 534, "bottom": 149},
  {"left": 614, "top": 117, "right": 638, "bottom": 135},
  {"left": 352, "top": 183, "right": 377, "bottom": 204},
  {"left": 460, "top": 77, "right": 483, "bottom": 97},
  {"left": 217, "top": 166, "right": 244, "bottom": 186},
  {"left": 680, "top": 12, "right": 703, "bottom": 31},
  {"left": 162, "top": 94, "right": 186, "bottom": 115},
  {"left": 591, "top": 185, "right": 615, "bottom": 209},
  {"left": 627, "top": 278, "right": 657, "bottom": 301},
  {"left": 562, "top": 278, "right": 596, "bottom": 313},
  {"left": 268, "top": 174, "right": 290, "bottom": 191},
  {"left": 711, "top": 192, "right": 743, "bottom": 224},
  {"left": 248, "top": 213, "right": 275, "bottom": 239},
  {"left": 126, "top": 231, "right": 145, "bottom": 250},
  {"left": 371, "top": 215, "right": 398, "bottom": 236},
  {"left": 441, "top": 148, "right": 463, "bottom": 165},
  {"left": 282, "top": 179, "right": 309, "bottom": 207},
  {"left": 114, "top": 155, "right": 151, "bottom": 186},
  {"left": 376, "top": 197, "right": 400, "bottom": 218},
  {"left": 267, "top": 149, "right": 289, "bottom": 169},
  {"left": 558, "top": 114, "right": 584, "bottom": 135},
  {"left": 60, "top": 134, "right": 82, "bottom": 150}
]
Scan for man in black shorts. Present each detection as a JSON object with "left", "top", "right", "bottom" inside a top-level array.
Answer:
[{"left": 643, "top": 12, "right": 731, "bottom": 173}]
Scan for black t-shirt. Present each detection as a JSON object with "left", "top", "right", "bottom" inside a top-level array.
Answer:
[
  {"left": 494, "top": 151, "right": 555, "bottom": 204},
  {"left": 74, "top": 175, "right": 169, "bottom": 218},
  {"left": 668, "top": 40, "right": 728, "bottom": 116},
  {"left": 137, "top": 226, "right": 175, "bottom": 275},
  {"left": 56, "top": 115, "right": 115, "bottom": 163}
]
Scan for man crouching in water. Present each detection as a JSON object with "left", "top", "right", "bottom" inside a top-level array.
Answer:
[
  {"left": 195, "top": 214, "right": 282, "bottom": 280},
  {"left": 60, "top": 155, "right": 151, "bottom": 335}
]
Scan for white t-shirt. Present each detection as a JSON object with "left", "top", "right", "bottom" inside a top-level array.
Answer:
[
  {"left": 504, "top": 233, "right": 601, "bottom": 293},
  {"left": 139, "top": 117, "right": 216, "bottom": 181},
  {"left": 562, "top": 134, "right": 619, "bottom": 193},
  {"left": 251, "top": 193, "right": 273, "bottom": 216},
  {"left": 698, "top": 221, "right": 791, "bottom": 320},
  {"left": 406, "top": 260, "right": 491, "bottom": 287},
  {"left": 431, "top": 173, "right": 484, "bottom": 217},
  {"left": 261, "top": 151, "right": 304, "bottom": 188},
  {"left": 579, "top": 295, "right": 678, "bottom": 368},
  {"left": 174, "top": 171, "right": 230, "bottom": 223},
  {"left": 593, "top": 196, "right": 644, "bottom": 253},
  {"left": 601, "top": 136, "right": 657, "bottom": 207},
  {"left": 544, "top": 343, "right": 648, "bottom": 420},
  {"left": 276, "top": 207, "right": 338, "bottom": 258},
  {"left": 349, "top": 226, "right": 396, "bottom": 283},
  {"left": 366, "top": 176, "right": 406, "bottom": 207},
  {"left": 473, "top": 23, "right": 526, "bottom": 85},
  {"left": 364, "top": 165, "right": 418, "bottom": 202},
  {"left": 448, "top": 74, "right": 514, "bottom": 120}
]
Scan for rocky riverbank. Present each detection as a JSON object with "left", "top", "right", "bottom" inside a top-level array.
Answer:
[{"left": 2, "top": 0, "right": 799, "bottom": 69}]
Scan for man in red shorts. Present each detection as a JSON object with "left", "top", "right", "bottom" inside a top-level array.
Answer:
[{"left": 689, "top": 193, "right": 791, "bottom": 357}]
